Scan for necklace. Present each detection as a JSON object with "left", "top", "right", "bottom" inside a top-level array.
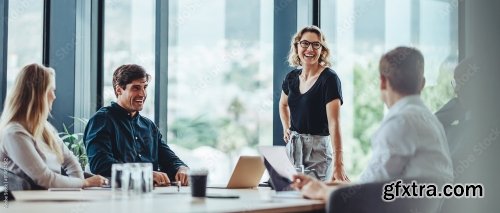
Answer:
[{"left": 300, "top": 71, "right": 321, "bottom": 81}]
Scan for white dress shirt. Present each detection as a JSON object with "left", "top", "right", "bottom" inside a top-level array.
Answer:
[{"left": 359, "top": 95, "right": 454, "bottom": 183}]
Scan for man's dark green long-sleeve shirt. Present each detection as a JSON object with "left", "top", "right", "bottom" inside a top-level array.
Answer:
[{"left": 84, "top": 102, "right": 187, "bottom": 178}]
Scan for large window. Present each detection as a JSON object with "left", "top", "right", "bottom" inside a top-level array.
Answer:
[
  {"left": 103, "top": 0, "right": 155, "bottom": 119},
  {"left": 6, "top": 0, "right": 43, "bottom": 92},
  {"left": 167, "top": 0, "right": 274, "bottom": 183},
  {"left": 321, "top": 0, "right": 458, "bottom": 179}
]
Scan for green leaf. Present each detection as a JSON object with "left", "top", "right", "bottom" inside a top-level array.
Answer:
[
  {"left": 59, "top": 116, "right": 90, "bottom": 167},
  {"left": 60, "top": 135, "right": 73, "bottom": 141}
]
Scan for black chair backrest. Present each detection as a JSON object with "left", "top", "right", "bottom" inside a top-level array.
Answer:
[
  {"left": 2, "top": 169, "right": 45, "bottom": 191},
  {"left": 2, "top": 169, "right": 32, "bottom": 191},
  {"left": 0, "top": 186, "right": 15, "bottom": 200},
  {"left": 328, "top": 178, "right": 443, "bottom": 213}
]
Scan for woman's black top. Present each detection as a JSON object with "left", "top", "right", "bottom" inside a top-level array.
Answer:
[{"left": 281, "top": 67, "right": 343, "bottom": 136}]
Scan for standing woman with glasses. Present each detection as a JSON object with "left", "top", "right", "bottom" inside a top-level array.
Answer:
[
  {"left": 0, "top": 63, "right": 107, "bottom": 189},
  {"left": 279, "top": 26, "right": 349, "bottom": 182}
]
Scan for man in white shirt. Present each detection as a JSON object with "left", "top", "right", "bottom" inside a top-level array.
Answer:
[
  {"left": 358, "top": 46, "right": 453, "bottom": 182},
  {"left": 291, "top": 46, "right": 454, "bottom": 200}
]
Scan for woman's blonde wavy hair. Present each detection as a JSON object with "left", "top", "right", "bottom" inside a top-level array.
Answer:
[
  {"left": 287, "top": 25, "right": 332, "bottom": 67},
  {"left": 0, "top": 63, "right": 63, "bottom": 162}
]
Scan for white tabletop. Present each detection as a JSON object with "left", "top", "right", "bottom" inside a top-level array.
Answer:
[{"left": 4, "top": 187, "right": 324, "bottom": 213}]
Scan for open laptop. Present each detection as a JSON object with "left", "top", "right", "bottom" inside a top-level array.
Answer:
[{"left": 207, "top": 156, "right": 266, "bottom": 189}]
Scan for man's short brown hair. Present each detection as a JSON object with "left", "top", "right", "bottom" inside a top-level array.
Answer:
[
  {"left": 379, "top": 47, "right": 425, "bottom": 95},
  {"left": 112, "top": 64, "right": 151, "bottom": 97}
]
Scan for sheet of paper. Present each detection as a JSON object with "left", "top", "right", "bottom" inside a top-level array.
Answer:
[
  {"left": 272, "top": 191, "right": 303, "bottom": 199},
  {"left": 258, "top": 146, "right": 297, "bottom": 181}
]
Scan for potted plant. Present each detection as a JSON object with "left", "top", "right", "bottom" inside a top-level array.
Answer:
[{"left": 59, "top": 117, "right": 89, "bottom": 170}]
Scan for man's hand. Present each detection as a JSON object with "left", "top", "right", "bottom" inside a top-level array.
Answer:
[
  {"left": 301, "top": 179, "right": 330, "bottom": 200},
  {"left": 292, "top": 174, "right": 332, "bottom": 201},
  {"left": 291, "top": 174, "right": 313, "bottom": 190},
  {"left": 175, "top": 166, "right": 189, "bottom": 186},
  {"left": 153, "top": 171, "right": 170, "bottom": 186}
]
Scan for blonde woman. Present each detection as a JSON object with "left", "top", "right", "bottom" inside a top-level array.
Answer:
[
  {"left": 279, "top": 26, "right": 349, "bottom": 182},
  {"left": 0, "top": 63, "right": 107, "bottom": 189}
]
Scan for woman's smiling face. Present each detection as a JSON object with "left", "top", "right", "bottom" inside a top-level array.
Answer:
[{"left": 297, "top": 32, "right": 323, "bottom": 66}]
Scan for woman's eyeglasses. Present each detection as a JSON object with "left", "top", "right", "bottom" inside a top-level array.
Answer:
[{"left": 296, "top": 40, "right": 322, "bottom": 49}]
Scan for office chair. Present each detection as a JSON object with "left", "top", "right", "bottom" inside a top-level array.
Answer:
[
  {"left": 327, "top": 178, "right": 443, "bottom": 213},
  {"left": 2, "top": 169, "right": 36, "bottom": 190}
]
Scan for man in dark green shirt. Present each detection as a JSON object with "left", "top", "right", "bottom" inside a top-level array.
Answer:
[{"left": 84, "top": 64, "right": 189, "bottom": 186}]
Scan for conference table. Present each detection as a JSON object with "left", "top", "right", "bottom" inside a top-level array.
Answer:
[{"left": 4, "top": 187, "right": 325, "bottom": 213}]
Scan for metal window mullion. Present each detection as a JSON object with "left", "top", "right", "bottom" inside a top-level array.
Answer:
[{"left": 0, "top": 0, "right": 8, "bottom": 111}]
